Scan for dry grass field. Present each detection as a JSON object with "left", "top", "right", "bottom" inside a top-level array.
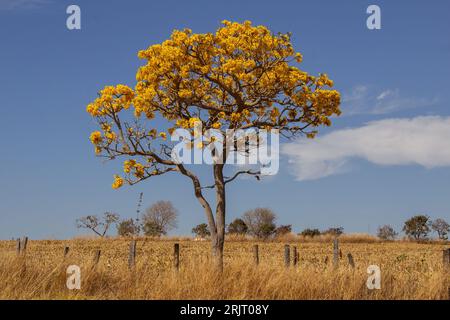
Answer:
[{"left": 0, "top": 237, "right": 448, "bottom": 300}]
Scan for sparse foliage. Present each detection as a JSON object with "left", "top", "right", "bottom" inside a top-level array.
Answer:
[
  {"left": 275, "top": 225, "right": 292, "bottom": 237},
  {"left": 242, "top": 208, "right": 277, "bottom": 239},
  {"left": 403, "top": 215, "right": 430, "bottom": 240},
  {"left": 300, "top": 228, "right": 321, "bottom": 237},
  {"left": 117, "top": 218, "right": 140, "bottom": 237},
  {"left": 431, "top": 218, "right": 449, "bottom": 240},
  {"left": 143, "top": 221, "right": 166, "bottom": 237},
  {"left": 192, "top": 223, "right": 211, "bottom": 238},
  {"left": 322, "top": 227, "right": 344, "bottom": 237},
  {"left": 142, "top": 201, "right": 178, "bottom": 236},
  {"left": 258, "top": 223, "right": 276, "bottom": 239},
  {"left": 377, "top": 225, "right": 397, "bottom": 241},
  {"left": 227, "top": 218, "right": 248, "bottom": 235},
  {"left": 76, "top": 212, "right": 120, "bottom": 237}
]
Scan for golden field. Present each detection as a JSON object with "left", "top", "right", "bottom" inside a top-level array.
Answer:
[{"left": 0, "top": 237, "right": 448, "bottom": 300}]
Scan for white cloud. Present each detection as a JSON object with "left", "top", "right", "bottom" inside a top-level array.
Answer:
[
  {"left": 282, "top": 116, "right": 450, "bottom": 181},
  {"left": 342, "top": 86, "right": 438, "bottom": 115},
  {"left": 0, "top": 0, "right": 49, "bottom": 10},
  {"left": 376, "top": 90, "right": 395, "bottom": 100}
]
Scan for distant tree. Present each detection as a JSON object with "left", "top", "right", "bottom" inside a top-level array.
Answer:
[
  {"left": 227, "top": 218, "right": 248, "bottom": 235},
  {"left": 376, "top": 225, "right": 397, "bottom": 241},
  {"left": 258, "top": 223, "right": 276, "bottom": 239},
  {"left": 403, "top": 215, "right": 430, "bottom": 240},
  {"left": 300, "top": 228, "right": 321, "bottom": 237},
  {"left": 142, "top": 201, "right": 178, "bottom": 236},
  {"left": 117, "top": 218, "right": 140, "bottom": 237},
  {"left": 192, "top": 223, "right": 211, "bottom": 238},
  {"left": 143, "top": 221, "right": 166, "bottom": 237},
  {"left": 76, "top": 212, "right": 120, "bottom": 237},
  {"left": 275, "top": 225, "right": 292, "bottom": 237},
  {"left": 242, "top": 208, "right": 277, "bottom": 239},
  {"left": 431, "top": 218, "right": 450, "bottom": 240},
  {"left": 322, "top": 227, "right": 344, "bottom": 237}
]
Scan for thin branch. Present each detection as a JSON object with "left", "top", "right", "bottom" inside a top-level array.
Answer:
[{"left": 201, "top": 169, "right": 261, "bottom": 189}]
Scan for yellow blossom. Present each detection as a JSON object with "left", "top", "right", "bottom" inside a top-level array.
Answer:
[
  {"left": 189, "top": 117, "right": 201, "bottom": 128},
  {"left": 123, "top": 159, "right": 136, "bottom": 173},
  {"left": 230, "top": 113, "right": 241, "bottom": 122},
  {"left": 148, "top": 128, "right": 157, "bottom": 138},
  {"left": 112, "top": 175, "right": 124, "bottom": 189},
  {"left": 212, "top": 122, "right": 221, "bottom": 129},
  {"left": 159, "top": 132, "right": 167, "bottom": 140},
  {"left": 134, "top": 163, "right": 145, "bottom": 178},
  {"left": 105, "top": 132, "right": 116, "bottom": 142},
  {"left": 89, "top": 131, "right": 102, "bottom": 144},
  {"left": 87, "top": 21, "right": 342, "bottom": 193}
]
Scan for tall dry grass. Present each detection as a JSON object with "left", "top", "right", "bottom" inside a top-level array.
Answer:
[{"left": 0, "top": 239, "right": 448, "bottom": 299}]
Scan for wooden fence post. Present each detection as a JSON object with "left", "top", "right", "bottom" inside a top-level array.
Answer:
[
  {"left": 443, "top": 248, "right": 450, "bottom": 269},
  {"left": 333, "top": 238, "right": 339, "bottom": 268},
  {"left": 347, "top": 253, "right": 355, "bottom": 269},
  {"left": 63, "top": 246, "right": 70, "bottom": 259},
  {"left": 16, "top": 238, "right": 21, "bottom": 255},
  {"left": 173, "top": 243, "right": 180, "bottom": 271},
  {"left": 253, "top": 244, "right": 259, "bottom": 266},
  {"left": 128, "top": 240, "right": 136, "bottom": 270},
  {"left": 21, "top": 237, "right": 28, "bottom": 254},
  {"left": 284, "top": 244, "right": 290, "bottom": 268},
  {"left": 293, "top": 246, "right": 298, "bottom": 266},
  {"left": 92, "top": 250, "right": 101, "bottom": 268}
]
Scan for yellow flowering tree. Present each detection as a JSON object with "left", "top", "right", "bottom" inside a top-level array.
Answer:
[{"left": 87, "top": 21, "right": 341, "bottom": 267}]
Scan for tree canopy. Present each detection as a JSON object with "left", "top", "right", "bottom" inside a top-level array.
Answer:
[{"left": 86, "top": 20, "right": 341, "bottom": 189}]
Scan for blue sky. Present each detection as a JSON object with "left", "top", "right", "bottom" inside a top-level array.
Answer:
[{"left": 0, "top": 0, "right": 449, "bottom": 239}]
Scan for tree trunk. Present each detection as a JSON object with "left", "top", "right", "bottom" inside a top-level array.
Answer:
[
  {"left": 177, "top": 161, "right": 226, "bottom": 271},
  {"left": 212, "top": 163, "right": 226, "bottom": 271}
]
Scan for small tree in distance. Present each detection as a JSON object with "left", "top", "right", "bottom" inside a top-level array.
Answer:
[
  {"left": 117, "top": 218, "right": 140, "bottom": 237},
  {"left": 242, "top": 208, "right": 277, "bottom": 239},
  {"left": 259, "top": 223, "right": 276, "bottom": 239},
  {"left": 377, "top": 225, "right": 397, "bottom": 241},
  {"left": 322, "top": 227, "right": 344, "bottom": 237},
  {"left": 275, "top": 225, "right": 292, "bottom": 237},
  {"left": 403, "top": 215, "right": 430, "bottom": 240},
  {"left": 431, "top": 218, "right": 450, "bottom": 240},
  {"left": 192, "top": 223, "right": 211, "bottom": 238},
  {"left": 300, "top": 228, "right": 321, "bottom": 237},
  {"left": 143, "top": 221, "right": 166, "bottom": 237},
  {"left": 76, "top": 212, "right": 120, "bottom": 238},
  {"left": 227, "top": 218, "right": 248, "bottom": 235},
  {"left": 142, "top": 201, "right": 178, "bottom": 237}
]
